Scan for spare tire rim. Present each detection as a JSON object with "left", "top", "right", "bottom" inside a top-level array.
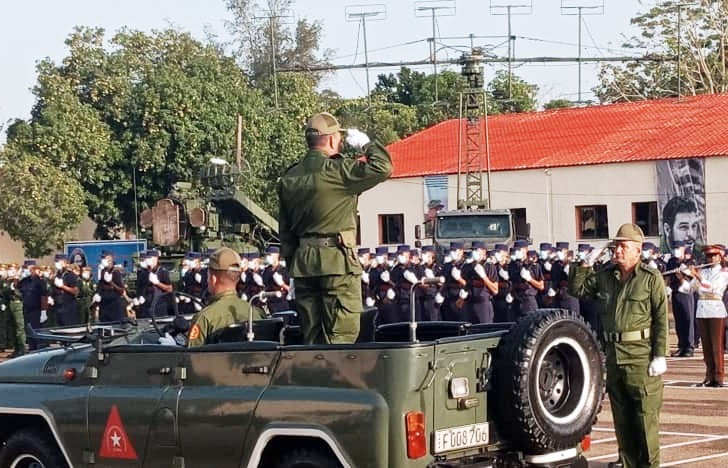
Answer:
[
  {"left": 535, "top": 336, "right": 590, "bottom": 425},
  {"left": 10, "top": 454, "right": 45, "bottom": 468}
]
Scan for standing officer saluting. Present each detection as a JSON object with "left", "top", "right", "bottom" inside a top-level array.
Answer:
[
  {"left": 50, "top": 254, "right": 80, "bottom": 326},
  {"left": 569, "top": 224, "right": 668, "bottom": 468},
  {"left": 278, "top": 112, "right": 392, "bottom": 344}
]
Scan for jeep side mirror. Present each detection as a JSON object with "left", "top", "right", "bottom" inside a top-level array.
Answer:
[{"left": 414, "top": 225, "right": 421, "bottom": 240}]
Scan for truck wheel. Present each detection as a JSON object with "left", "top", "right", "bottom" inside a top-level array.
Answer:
[
  {"left": 273, "top": 447, "right": 342, "bottom": 468},
  {"left": 0, "top": 429, "right": 67, "bottom": 468},
  {"left": 492, "top": 309, "right": 605, "bottom": 453}
]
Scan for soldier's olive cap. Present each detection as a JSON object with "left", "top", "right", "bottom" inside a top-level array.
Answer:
[
  {"left": 54, "top": 254, "right": 67, "bottom": 261},
  {"left": 472, "top": 241, "right": 486, "bottom": 249},
  {"left": 642, "top": 242, "right": 656, "bottom": 251},
  {"left": 514, "top": 240, "right": 529, "bottom": 248},
  {"left": 577, "top": 244, "right": 591, "bottom": 252},
  {"left": 305, "top": 112, "right": 342, "bottom": 136},
  {"left": 494, "top": 243, "right": 508, "bottom": 252},
  {"left": 539, "top": 243, "right": 553, "bottom": 251},
  {"left": 209, "top": 247, "right": 242, "bottom": 272},
  {"left": 265, "top": 246, "right": 280, "bottom": 254},
  {"left": 357, "top": 248, "right": 371, "bottom": 255},
  {"left": 397, "top": 244, "right": 410, "bottom": 253},
  {"left": 555, "top": 242, "right": 570, "bottom": 250},
  {"left": 146, "top": 249, "right": 161, "bottom": 257},
  {"left": 375, "top": 246, "right": 389, "bottom": 255},
  {"left": 421, "top": 246, "right": 435, "bottom": 253},
  {"left": 672, "top": 240, "right": 686, "bottom": 247},
  {"left": 450, "top": 242, "right": 464, "bottom": 250},
  {"left": 612, "top": 223, "right": 645, "bottom": 243},
  {"left": 702, "top": 244, "right": 725, "bottom": 256}
]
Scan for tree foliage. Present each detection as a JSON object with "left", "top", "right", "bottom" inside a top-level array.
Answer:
[
  {"left": 595, "top": 0, "right": 728, "bottom": 103},
  {"left": 0, "top": 150, "right": 86, "bottom": 257}
]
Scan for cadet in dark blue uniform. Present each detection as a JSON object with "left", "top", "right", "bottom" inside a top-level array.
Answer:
[
  {"left": 134, "top": 251, "right": 151, "bottom": 317},
  {"left": 50, "top": 254, "right": 80, "bottom": 326},
  {"left": 143, "top": 249, "right": 174, "bottom": 316},
  {"left": 19, "top": 261, "right": 46, "bottom": 350},
  {"left": 440, "top": 242, "right": 467, "bottom": 321},
  {"left": 372, "top": 246, "right": 397, "bottom": 324},
  {"left": 96, "top": 250, "right": 127, "bottom": 322},
  {"left": 417, "top": 246, "right": 442, "bottom": 321},
  {"left": 358, "top": 248, "right": 375, "bottom": 307},
  {"left": 492, "top": 244, "right": 514, "bottom": 322},
  {"left": 575, "top": 244, "right": 602, "bottom": 334},
  {"left": 538, "top": 243, "right": 558, "bottom": 308},
  {"left": 262, "top": 246, "right": 291, "bottom": 313},
  {"left": 391, "top": 245, "right": 420, "bottom": 322},
  {"left": 508, "top": 241, "right": 544, "bottom": 317},
  {"left": 464, "top": 241, "right": 498, "bottom": 324},
  {"left": 551, "top": 242, "right": 580, "bottom": 314},
  {"left": 666, "top": 240, "right": 696, "bottom": 357}
]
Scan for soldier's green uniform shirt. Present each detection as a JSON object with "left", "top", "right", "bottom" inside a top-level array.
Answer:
[{"left": 187, "top": 290, "right": 265, "bottom": 347}]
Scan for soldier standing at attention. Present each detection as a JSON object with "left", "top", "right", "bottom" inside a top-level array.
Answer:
[
  {"left": 569, "top": 224, "right": 668, "bottom": 468},
  {"left": 77, "top": 266, "right": 95, "bottom": 324},
  {"left": 278, "top": 112, "right": 392, "bottom": 344},
  {"left": 5, "top": 264, "right": 26, "bottom": 357},
  {"left": 19, "top": 261, "right": 46, "bottom": 350},
  {"left": 96, "top": 251, "right": 126, "bottom": 322},
  {"left": 50, "top": 254, "right": 80, "bottom": 326}
]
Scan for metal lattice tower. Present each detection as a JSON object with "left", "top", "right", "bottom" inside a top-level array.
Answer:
[{"left": 457, "top": 49, "right": 490, "bottom": 210}]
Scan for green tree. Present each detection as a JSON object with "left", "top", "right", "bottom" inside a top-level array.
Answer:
[
  {"left": 0, "top": 150, "right": 86, "bottom": 257},
  {"left": 543, "top": 99, "right": 575, "bottom": 110},
  {"left": 594, "top": 1, "right": 728, "bottom": 103},
  {"left": 487, "top": 70, "right": 538, "bottom": 114}
]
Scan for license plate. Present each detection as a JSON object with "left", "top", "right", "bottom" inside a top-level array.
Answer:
[{"left": 434, "top": 423, "right": 489, "bottom": 453}]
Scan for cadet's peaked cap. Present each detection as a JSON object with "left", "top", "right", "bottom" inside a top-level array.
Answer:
[
  {"left": 450, "top": 242, "right": 464, "bottom": 250},
  {"left": 306, "top": 112, "right": 342, "bottom": 135},
  {"left": 248, "top": 252, "right": 260, "bottom": 259},
  {"left": 265, "top": 246, "right": 280, "bottom": 254},
  {"left": 527, "top": 250, "right": 538, "bottom": 257},
  {"left": 23, "top": 260, "right": 36, "bottom": 267},
  {"left": 612, "top": 223, "right": 645, "bottom": 243},
  {"left": 397, "top": 244, "right": 411, "bottom": 253},
  {"left": 472, "top": 241, "right": 486, "bottom": 250},
  {"left": 539, "top": 243, "right": 553, "bottom": 251},
  {"left": 421, "top": 246, "right": 435, "bottom": 253},
  {"left": 494, "top": 243, "right": 508, "bottom": 252},
  {"left": 146, "top": 249, "right": 161, "bottom": 257},
  {"left": 209, "top": 247, "right": 242, "bottom": 272},
  {"left": 555, "top": 242, "right": 569, "bottom": 250},
  {"left": 54, "top": 254, "right": 67, "bottom": 261},
  {"left": 375, "top": 246, "right": 389, "bottom": 255},
  {"left": 513, "top": 240, "right": 529, "bottom": 249},
  {"left": 411, "top": 249, "right": 420, "bottom": 256},
  {"left": 577, "top": 244, "right": 592, "bottom": 252},
  {"left": 642, "top": 242, "right": 656, "bottom": 251}
]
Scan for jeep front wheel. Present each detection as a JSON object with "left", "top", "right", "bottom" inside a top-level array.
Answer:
[{"left": 0, "top": 429, "right": 67, "bottom": 468}]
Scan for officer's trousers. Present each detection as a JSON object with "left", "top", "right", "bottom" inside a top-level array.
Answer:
[
  {"left": 697, "top": 317, "right": 725, "bottom": 384},
  {"left": 672, "top": 292, "right": 695, "bottom": 351},
  {"left": 8, "top": 301, "right": 25, "bottom": 354},
  {"left": 23, "top": 306, "right": 41, "bottom": 350},
  {"left": 294, "top": 273, "right": 362, "bottom": 344},
  {"left": 607, "top": 361, "right": 663, "bottom": 468}
]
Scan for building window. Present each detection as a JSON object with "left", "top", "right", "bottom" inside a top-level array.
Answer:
[
  {"left": 632, "top": 202, "right": 659, "bottom": 237},
  {"left": 379, "top": 214, "right": 404, "bottom": 244},
  {"left": 510, "top": 208, "right": 528, "bottom": 239},
  {"left": 575, "top": 205, "right": 609, "bottom": 239}
]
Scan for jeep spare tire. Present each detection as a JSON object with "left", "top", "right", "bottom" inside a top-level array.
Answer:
[{"left": 492, "top": 308, "right": 605, "bottom": 453}]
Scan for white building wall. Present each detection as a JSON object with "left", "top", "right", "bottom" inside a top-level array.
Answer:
[{"left": 358, "top": 157, "right": 728, "bottom": 249}]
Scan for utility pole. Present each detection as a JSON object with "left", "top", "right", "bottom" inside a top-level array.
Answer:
[
  {"left": 345, "top": 4, "right": 387, "bottom": 110},
  {"left": 490, "top": 1, "right": 532, "bottom": 99},
  {"left": 253, "top": 7, "right": 294, "bottom": 109},
  {"left": 415, "top": 1, "right": 456, "bottom": 103},
  {"left": 560, "top": 0, "right": 604, "bottom": 105},
  {"left": 675, "top": 2, "right": 698, "bottom": 100}
]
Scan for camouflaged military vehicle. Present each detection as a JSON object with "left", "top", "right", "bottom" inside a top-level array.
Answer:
[{"left": 0, "top": 298, "right": 603, "bottom": 468}]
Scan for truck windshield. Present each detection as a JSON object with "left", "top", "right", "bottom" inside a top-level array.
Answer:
[{"left": 436, "top": 215, "right": 511, "bottom": 239}]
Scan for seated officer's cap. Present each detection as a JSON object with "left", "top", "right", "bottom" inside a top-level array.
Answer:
[
  {"left": 527, "top": 250, "right": 538, "bottom": 257},
  {"left": 146, "top": 249, "right": 161, "bottom": 257},
  {"left": 23, "top": 260, "right": 36, "bottom": 267},
  {"left": 209, "top": 247, "right": 242, "bottom": 272},
  {"left": 306, "top": 112, "right": 342, "bottom": 136},
  {"left": 450, "top": 241, "right": 464, "bottom": 250},
  {"left": 494, "top": 243, "right": 508, "bottom": 252},
  {"left": 265, "top": 246, "right": 280, "bottom": 254},
  {"left": 612, "top": 223, "right": 645, "bottom": 243}
]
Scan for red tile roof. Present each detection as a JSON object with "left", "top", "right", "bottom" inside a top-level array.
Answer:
[{"left": 386, "top": 93, "right": 728, "bottom": 178}]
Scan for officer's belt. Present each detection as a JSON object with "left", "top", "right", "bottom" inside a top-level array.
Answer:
[
  {"left": 603, "top": 327, "right": 650, "bottom": 343},
  {"left": 699, "top": 293, "right": 723, "bottom": 301},
  {"left": 299, "top": 236, "right": 339, "bottom": 248}
]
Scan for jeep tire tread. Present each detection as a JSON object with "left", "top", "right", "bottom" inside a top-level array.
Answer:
[
  {"left": 273, "top": 446, "right": 342, "bottom": 468},
  {"left": 0, "top": 428, "right": 67, "bottom": 468}
]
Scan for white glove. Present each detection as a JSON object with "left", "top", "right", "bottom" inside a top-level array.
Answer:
[
  {"left": 547, "top": 288, "right": 556, "bottom": 297},
  {"left": 240, "top": 272, "right": 247, "bottom": 283},
  {"left": 403, "top": 270, "right": 419, "bottom": 285},
  {"left": 678, "top": 280, "right": 692, "bottom": 294},
  {"left": 361, "top": 272, "right": 370, "bottom": 284},
  {"left": 458, "top": 289, "right": 469, "bottom": 300},
  {"left": 0, "top": 304, "right": 5, "bottom": 311},
  {"left": 175, "top": 297, "right": 181, "bottom": 303},
  {"left": 543, "top": 261, "right": 552, "bottom": 272},
  {"left": 370, "top": 259, "right": 379, "bottom": 269},
  {"left": 648, "top": 356, "right": 667, "bottom": 376},
  {"left": 149, "top": 272, "right": 160, "bottom": 285},
  {"left": 40, "top": 310, "right": 48, "bottom": 323},
  {"left": 92, "top": 293, "right": 101, "bottom": 304},
  {"left": 435, "top": 292, "right": 444, "bottom": 304},
  {"left": 53, "top": 277, "right": 64, "bottom": 288},
  {"left": 380, "top": 270, "right": 390, "bottom": 283},
  {"left": 195, "top": 273, "right": 202, "bottom": 283},
  {"left": 665, "top": 286, "right": 672, "bottom": 296},
  {"left": 132, "top": 298, "right": 140, "bottom": 307},
  {"left": 648, "top": 260, "right": 658, "bottom": 270},
  {"left": 679, "top": 264, "right": 691, "bottom": 276},
  {"left": 586, "top": 248, "right": 603, "bottom": 266},
  {"left": 365, "top": 297, "right": 376, "bottom": 308},
  {"left": 273, "top": 272, "right": 285, "bottom": 286},
  {"left": 345, "top": 128, "right": 371, "bottom": 149},
  {"left": 194, "top": 302, "right": 203, "bottom": 312},
  {"left": 424, "top": 268, "right": 435, "bottom": 279},
  {"left": 520, "top": 268, "right": 533, "bottom": 282},
  {"left": 505, "top": 293, "right": 514, "bottom": 304},
  {"left": 253, "top": 273, "right": 264, "bottom": 286},
  {"left": 184, "top": 296, "right": 191, "bottom": 303},
  {"left": 386, "top": 288, "right": 396, "bottom": 300},
  {"left": 103, "top": 272, "right": 113, "bottom": 283},
  {"left": 10, "top": 283, "right": 15, "bottom": 291},
  {"left": 47, "top": 296, "right": 55, "bottom": 306},
  {"left": 498, "top": 269, "right": 509, "bottom": 281},
  {"left": 474, "top": 263, "right": 486, "bottom": 279},
  {"left": 138, "top": 296, "right": 146, "bottom": 305},
  {"left": 241, "top": 293, "right": 248, "bottom": 301},
  {"left": 564, "top": 264, "right": 570, "bottom": 275},
  {"left": 451, "top": 267, "right": 462, "bottom": 281},
  {"left": 443, "top": 255, "right": 452, "bottom": 264},
  {"left": 158, "top": 332, "right": 177, "bottom": 346}
]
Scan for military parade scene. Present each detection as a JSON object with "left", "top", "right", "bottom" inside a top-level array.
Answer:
[{"left": 1, "top": 1, "right": 728, "bottom": 467}]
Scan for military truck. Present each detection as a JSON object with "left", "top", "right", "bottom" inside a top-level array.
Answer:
[{"left": 0, "top": 303, "right": 604, "bottom": 467}]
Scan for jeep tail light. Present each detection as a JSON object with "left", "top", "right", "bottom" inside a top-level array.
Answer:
[
  {"left": 405, "top": 411, "right": 426, "bottom": 459},
  {"left": 580, "top": 434, "right": 591, "bottom": 452}
]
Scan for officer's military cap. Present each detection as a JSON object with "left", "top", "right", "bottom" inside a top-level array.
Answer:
[
  {"left": 514, "top": 240, "right": 529, "bottom": 249},
  {"left": 266, "top": 246, "right": 280, "bottom": 254},
  {"left": 539, "top": 243, "right": 553, "bottom": 251},
  {"left": 472, "top": 241, "right": 486, "bottom": 250},
  {"left": 450, "top": 242, "right": 464, "bottom": 250},
  {"left": 54, "top": 254, "right": 67, "bottom": 261},
  {"left": 642, "top": 242, "right": 656, "bottom": 251},
  {"left": 23, "top": 260, "right": 36, "bottom": 267},
  {"left": 375, "top": 246, "right": 389, "bottom": 255},
  {"left": 248, "top": 252, "right": 260, "bottom": 259},
  {"left": 421, "top": 246, "right": 435, "bottom": 253},
  {"left": 189, "top": 252, "right": 201, "bottom": 259},
  {"left": 577, "top": 244, "right": 591, "bottom": 252},
  {"left": 357, "top": 248, "right": 371, "bottom": 255},
  {"left": 146, "top": 249, "right": 161, "bottom": 257},
  {"left": 527, "top": 250, "right": 538, "bottom": 258},
  {"left": 306, "top": 112, "right": 342, "bottom": 136},
  {"left": 555, "top": 242, "right": 569, "bottom": 250},
  {"left": 672, "top": 240, "right": 685, "bottom": 247},
  {"left": 494, "top": 243, "right": 508, "bottom": 252},
  {"left": 702, "top": 244, "right": 725, "bottom": 257},
  {"left": 388, "top": 252, "right": 397, "bottom": 260},
  {"left": 612, "top": 223, "right": 644, "bottom": 243},
  {"left": 209, "top": 247, "right": 242, "bottom": 272},
  {"left": 397, "top": 244, "right": 410, "bottom": 253}
]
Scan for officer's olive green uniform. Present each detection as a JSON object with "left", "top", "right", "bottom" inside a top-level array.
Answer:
[
  {"left": 4, "top": 280, "right": 26, "bottom": 355},
  {"left": 570, "top": 262, "right": 668, "bottom": 468},
  {"left": 187, "top": 290, "right": 265, "bottom": 347},
  {"left": 78, "top": 277, "right": 95, "bottom": 324},
  {"left": 278, "top": 140, "right": 392, "bottom": 344}
]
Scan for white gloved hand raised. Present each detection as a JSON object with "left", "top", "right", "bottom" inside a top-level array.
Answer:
[
  {"left": 386, "top": 288, "right": 396, "bottom": 300},
  {"left": 424, "top": 268, "right": 435, "bottom": 279},
  {"left": 648, "top": 356, "right": 667, "bottom": 376},
  {"left": 451, "top": 267, "right": 462, "bottom": 281},
  {"left": 132, "top": 298, "right": 140, "bottom": 307},
  {"left": 149, "top": 272, "right": 160, "bottom": 285},
  {"left": 253, "top": 273, "right": 264, "bottom": 287},
  {"left": 241, "top": 293, "right": 248, "bottom": 301},
  {"left": 92, "top": 294, "right": 101, "bottom": 304},
  {"left": 365, "top": 297, "right": 376, "bottom": 308},
  {"left": 53, "top": 277, "right": 64, "bottom": 288},
  {"left": 103, "top": 272, "right": 113, "bottom": 283},
  {"left": 0, "top": 304, "right": 5, "bottom": 312},
  {"left": 648, "top": 260, "right": 658, "bottom": 270},
  {"left": 505, "top": 293, "right": 514, "bottom": 304},
  {"left": 435, "top": 292, "right": 444, "bottom": 304},
  {"left": 138, "top": 296, "right": 146, "bottom": 305},
  {"left": 47, "top": 296, "right": 55, "bottom": 307},
  {"left": 586, "top": 248, "right": 603, "bottom": 267},
  {"left": 194, "top": 273, "right": 202, "bottom": 283},
  {"left": 158, "top": 332, "right": 177, "bottom": 346},
  {"left": 678, "top": 280, "right": 692, "bottom": 294},
  {"left": 564, "top": 264, "right": 570, "bottom": 275},
  {"left": 498, "top": 269, "right": 509, "bottom": 281},
  {"left": 361, "top": 272, "right": 370, "bottom": 284},
  {"left": 474, "top": 263, "right": 487, "bottom": 279},
  {"left": 273, "top": 272, "right": 285, "bottom": 286},
  {"left": 403, "top": 270, "right": 419, "bottom": 285},
  {"left": 194, "top": 302, "right": 203, "bottom": 312},
  {"left": 458, "top": 289, "right": 469, "bottom": 300},
  {"left": 665, "top": 285, "right": 672, "bottom": 296},
  {"left": 543, "top": 261, "right": 552, "bottom": 272},
  {"left": 345, "top": 128, "right": 371, "bottom": 149},
  {"left": 520, "top": 268, "right": 533, "bottom": 282},
  {"left": 547, "top": 288, "right": 557, "bottom": 297},
  {"left": 380, "top": 270, "right": 390, "bottom": 283}
]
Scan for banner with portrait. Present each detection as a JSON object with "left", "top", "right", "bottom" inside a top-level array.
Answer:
[
  {"left": 424, "top": 175, "right": 448, "bottom": 237},
  {"left": 656, "top": 158, "right": 706, "bottom": 253}
]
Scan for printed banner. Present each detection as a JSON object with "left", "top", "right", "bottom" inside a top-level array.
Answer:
[
  {"left": 656, "top": 159, "right": 706, "bottom": 253},
  {"left": 424, "top": 175, "right": 448, "bottom": 237}
]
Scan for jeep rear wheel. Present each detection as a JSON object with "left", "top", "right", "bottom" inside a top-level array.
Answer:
[
  {"left": 0, "top": 429, "right": 67, "bottom": 468},
  {"left": 273, "top": 446, "right": 342, "bottom": 468},
  {"left": 492, "top": 309, "right": 605, "bottom": 453}
]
